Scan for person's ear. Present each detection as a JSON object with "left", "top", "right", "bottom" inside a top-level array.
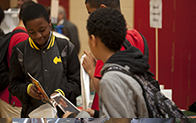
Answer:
[
  {"left": 91, "top": 34, "right": 97, "bottom": 47},
  {"left": 100, "top": 4, "right": 107, "bottom": 8},
  {"left": 49, "top": 19, "right": 52, "bottom": 27}
]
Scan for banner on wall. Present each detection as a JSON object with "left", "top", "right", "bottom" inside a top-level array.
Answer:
[{"left": 150, "top": 0, "right": 162, "bottom": 28}]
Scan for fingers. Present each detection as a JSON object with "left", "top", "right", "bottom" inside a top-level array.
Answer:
[
  {"left": 50, "top": 93, "right": 59, "bottom": 107},
  {"left": 83, "top": 50, "right": 88, "bottom": 55},
  {"left": 31, "top": 85, "right": 40, "bottom": 93},
  {"left": 50, "top": 92, "right": 58, "bottom": 99},
  {"left": 29, "top": 85, "right": 43, "bottom": 100},
  {"left": 82, "top": 50, "right": 96, "bottom": 77},
  {"left": 62, "top": 111, "right": 73, "bottom": 118},
  {"left": 84, "top": 50, "right": 91, "bottom": 56},
  {"left": 83, "top": 109, "right": 95, "bottom": 117}
]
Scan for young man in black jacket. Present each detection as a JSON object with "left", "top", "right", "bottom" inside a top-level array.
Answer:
[{"left": 9, "top": 3, "right": 81, "bottom": 118}]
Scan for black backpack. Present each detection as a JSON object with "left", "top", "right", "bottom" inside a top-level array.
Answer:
[
  {"left": 103, "top": 66, "right": 187, "bottom": 118},
  {"left": 123, "top": 32, "right": 160, "bottom": 90},
  {"left": 0, "top": 29, "right": 27, "bottom": 91}
]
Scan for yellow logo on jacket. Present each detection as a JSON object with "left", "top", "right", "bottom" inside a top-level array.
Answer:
[{"left": 53, "top": 56, "right": 62, "bottom": 64}]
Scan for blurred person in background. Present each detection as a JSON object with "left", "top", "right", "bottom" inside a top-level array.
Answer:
[{"left": 56, "top": 6, "right": 80, "bottom": 54}]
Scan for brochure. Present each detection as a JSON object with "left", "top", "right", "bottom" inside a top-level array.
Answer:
[
  {"left": 51, "top": 93, "right": 80, "bottom": 114},
  {"left": 27, "top": 73, "right": 53, "bottom": 107}
]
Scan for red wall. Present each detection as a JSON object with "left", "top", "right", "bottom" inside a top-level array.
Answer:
[
  {"left": 134, "top": 0, "right": 196, "bottom": 110},
  {"left": 37, "top": 0, "right": 69, "bottom": 20}
]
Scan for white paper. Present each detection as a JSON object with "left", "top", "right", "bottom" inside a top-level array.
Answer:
[
  {"left": 150, "top": 0, "right": 162, "bottom": 28},
  {"left": 80, "top": 54, "right": 91, "bottom": 110},
  {"left": 161, "top": 89, "right": 172, "bottom": 100},
  {"left": 28, "top": 103, "right": 57, "bottom": 118}
]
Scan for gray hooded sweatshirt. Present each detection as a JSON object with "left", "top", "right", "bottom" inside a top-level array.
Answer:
[{"left": 99, "top": 46, "right": 150, "bottom": 118}]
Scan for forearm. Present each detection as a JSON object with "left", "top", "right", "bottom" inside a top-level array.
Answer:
[
  {"left": 90, "top": 77, "right": 100, "bottom": 94},
  {"left": 87, "top": 66, "right": 100, "bottom": 93}
]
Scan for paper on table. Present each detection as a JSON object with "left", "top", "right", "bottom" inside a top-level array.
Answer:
[
  {"left": 28, "top": 103, "right": 57, "bottom": 118},
  {"left": 80, "top": 54, "right": 91, "bottom": 110}
]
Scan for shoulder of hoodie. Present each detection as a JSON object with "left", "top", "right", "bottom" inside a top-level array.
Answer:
[{"left": 100, "top": 67, "right": 142, "bottom": 91}]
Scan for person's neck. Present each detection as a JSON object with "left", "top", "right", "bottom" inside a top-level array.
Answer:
[
  {"left": 17, "top": 20, "right": 25, "bottom": 28},
  {"left": 101, "top": 50, "right": 115, "bottom": 63}
]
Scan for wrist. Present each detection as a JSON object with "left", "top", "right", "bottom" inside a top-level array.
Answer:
[
  {"left": 88, "top": 69, "right": 95, "bottom": 78},
  {"left": 27, "top": 83, "right": 33, "bottom": 95},
  {"left": 55, "top": 89, "right": 65, "bottom": 97}
]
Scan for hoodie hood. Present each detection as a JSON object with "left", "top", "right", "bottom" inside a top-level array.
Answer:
[{"left": 101, "top": 46, "right": 150, "bottom": 76}]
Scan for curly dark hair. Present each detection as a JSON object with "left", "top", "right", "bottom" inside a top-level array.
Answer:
[
  {"left": 85, "top": 0, "right": 120, "bottom": 10},
  {"left": 0, "top": 6, "right": 5, "bottom": 24},
  {"left": 22, "top": 3, "right": 49, "bottom": 26},
  {"left": 87, "top": 7, "right": 127, "bottom": 52}
]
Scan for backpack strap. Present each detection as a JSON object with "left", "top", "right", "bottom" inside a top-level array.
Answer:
[
  {"left": 122, "top": 32, "right": 149, "bottom": 62},
  {"left": 122, "top": 38, "right": 132, "bottom": 49},
  {"left": 12, "top": 29, "right": 27, "bottom": 36},
  {"left": 0, "top": 29, "right": 26, "bottom": 64},
  {"left": 138, "top": 32, "right": 149, "bottom": 62},
  {"left": 103, "top": 66, "right": 143, "bottom": 87},
  {"left": 55, "top": 38, "right": 69, "bottom": 76}
]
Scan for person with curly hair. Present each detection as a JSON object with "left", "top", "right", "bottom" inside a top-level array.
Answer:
[
  {"left": 82, "top": 0, "right": 147, "bottom": 112},
  {"left": 63, "top": 7, "right": 149, "bottom": 118}
]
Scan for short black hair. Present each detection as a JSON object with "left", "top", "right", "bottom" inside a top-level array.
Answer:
[
  {"left": 22, "top": 3, "right": 50, "bottom": 26},
  {"left": 19, "top": 1, "right": 35, "bottom": 20},
  {"left": 85, "top": 0, "right": 120, "bottom": 10},
  {"left": 0, "top": 6, "right": 5, "bottom": 24},
  {"left": 87, "top": 7, "right": 126, "bottom": 52}
]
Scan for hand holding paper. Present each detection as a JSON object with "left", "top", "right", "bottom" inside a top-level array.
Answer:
[
  {"left": 29, "top": 84, "right": 44, "bottom": 100},
  {"left": 82, "top": 50, "right": 96, "bottom": 78},
  {"left": 28, "top": 73, "right": 53, "bottom": 107}
]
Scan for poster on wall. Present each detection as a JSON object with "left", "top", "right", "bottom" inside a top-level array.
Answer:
[{"left": 150, "top": 0, "right": 162, "bottom": 28}]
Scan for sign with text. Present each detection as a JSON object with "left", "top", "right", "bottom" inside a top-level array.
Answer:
[{"left": 150, "top": 0, "right": 162, "bottom": 28}]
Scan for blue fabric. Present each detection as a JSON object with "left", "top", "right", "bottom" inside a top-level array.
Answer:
[{"left": 55, "top": 25, "right": 64, "bottom": 34}]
